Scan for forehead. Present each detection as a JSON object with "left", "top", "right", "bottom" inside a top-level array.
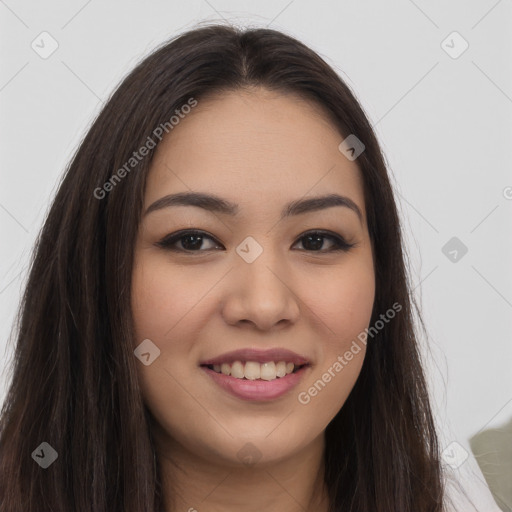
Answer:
[{"left": 145, "top": 88, "right": 365, "bottom": 219}]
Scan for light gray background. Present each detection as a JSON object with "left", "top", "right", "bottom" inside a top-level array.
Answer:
[{"left": 1, "top": 1, "right": 511, "bottom": 510}]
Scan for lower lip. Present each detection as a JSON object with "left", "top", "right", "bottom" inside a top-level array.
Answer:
[{"left": 200, "top": 365, "right": 310, "bottom": 401}]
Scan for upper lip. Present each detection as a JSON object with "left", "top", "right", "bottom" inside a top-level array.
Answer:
[{"left": 200, "top": 348, "right": 311, "bottom": 366}]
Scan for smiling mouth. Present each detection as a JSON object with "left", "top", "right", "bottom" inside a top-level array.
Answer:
[{"left": 201, "top": 361, "right": 309, "bottom": 381}]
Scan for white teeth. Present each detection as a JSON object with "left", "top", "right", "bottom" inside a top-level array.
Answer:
[
  {"left": 276, "top": 361, "right": 287, "bottom": 378},
  {"left": 208, "top": 360, "right": 303, "bottom": 381},
  {"left": 244, "top": 361, "right": 260, "bottom": 380},
  {"left": 231, "top": 361, "right": 245, "bottom": 379},
  {"left": 260, "top": 362, "right": 276, "bottom": 381}
]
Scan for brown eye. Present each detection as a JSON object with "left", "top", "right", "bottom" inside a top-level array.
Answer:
[
  {"left": 155, "top": 230, "right": 223, "bottom": 252},
  {"left": 292, "top": 231, "right": 355, "bottom": 252}
]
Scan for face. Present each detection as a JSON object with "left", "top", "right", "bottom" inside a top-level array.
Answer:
[{"left": 131, "top": 88, "right": 375, "bottom": 467}]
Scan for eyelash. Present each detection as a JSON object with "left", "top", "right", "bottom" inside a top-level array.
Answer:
[{"left": 155, "top": 229, "right": 356, "bottom": 254}]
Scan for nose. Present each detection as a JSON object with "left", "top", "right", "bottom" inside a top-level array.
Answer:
[{"left": 220, "top": 248, "right": 301, "bottom": 332}]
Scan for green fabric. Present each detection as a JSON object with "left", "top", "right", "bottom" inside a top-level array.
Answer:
[{"left": 470, "top": 416, "right": 512, "bottom": 511}]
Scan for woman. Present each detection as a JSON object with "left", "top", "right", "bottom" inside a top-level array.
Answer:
[{"left": 0, "top": 24, "right": 447, "bottom": 511}]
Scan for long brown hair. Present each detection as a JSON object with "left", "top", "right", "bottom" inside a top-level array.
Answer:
[{"left": 0, "top": 24, "right": 445, "bottom": 511}]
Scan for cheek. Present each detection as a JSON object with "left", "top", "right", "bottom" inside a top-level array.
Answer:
[
  {"left": 301, "top": 259, "right": 375, "bottom": 349},
  {"left": 294, "top": 261, "right": 374, "bottom": 419},
  {"left": 131, "top": 256, "right": 214, "bottom": 341},
  {"left": 329, "top": 276, "right": 375, "bottom": 342},
  {"left": 130, "top": 258, "right": 205, "bottom": 438},
  {"left": 130, "top": 256, "right": 220, "bottom": 398}
]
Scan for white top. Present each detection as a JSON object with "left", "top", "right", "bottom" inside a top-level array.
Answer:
[{"left": 442, "top": 451, "right": 503, "bottom": 511}]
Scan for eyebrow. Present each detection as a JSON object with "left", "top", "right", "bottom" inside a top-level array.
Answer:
[{"left": 144, "top": 191, "right": 363, "bottom": 224}]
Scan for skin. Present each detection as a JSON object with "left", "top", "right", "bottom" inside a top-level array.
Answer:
[{"left": 131, "top": 87, "right": 375, "bottom": 512}]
